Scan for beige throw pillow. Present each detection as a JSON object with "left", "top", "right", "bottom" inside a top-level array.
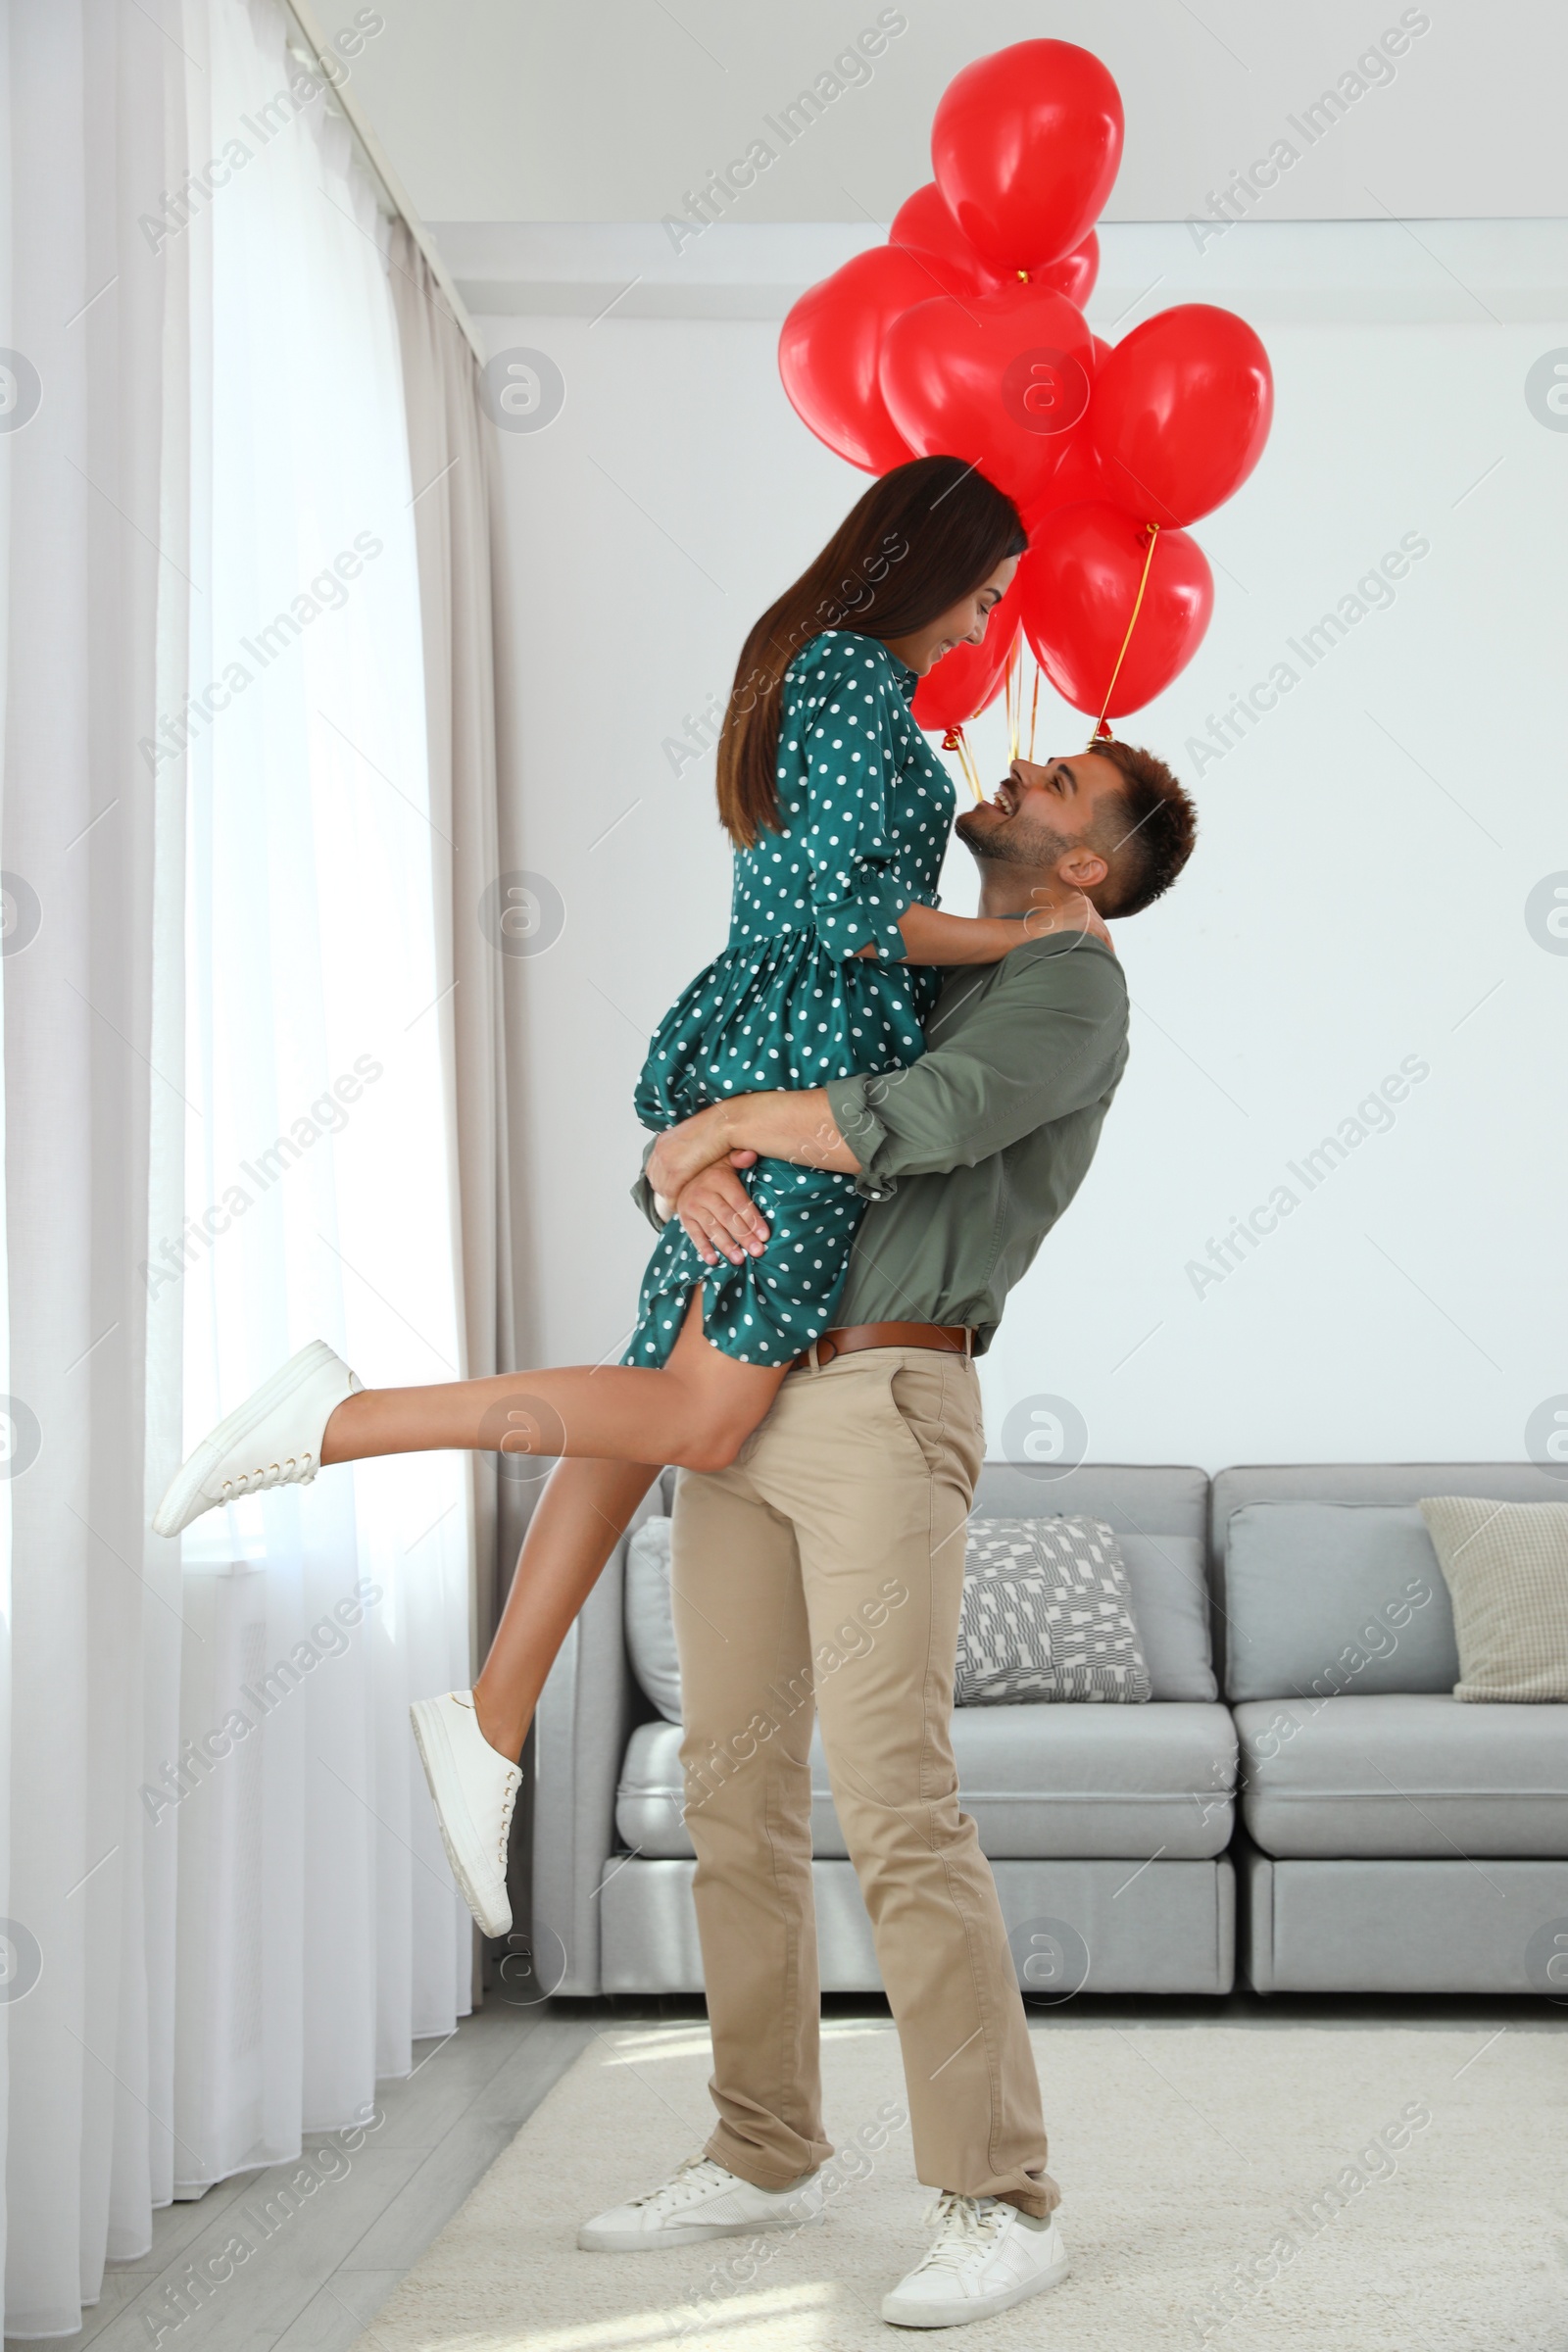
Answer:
[{"left": 1417, "top": 1496, "right": 1568, "bottom": 1702}]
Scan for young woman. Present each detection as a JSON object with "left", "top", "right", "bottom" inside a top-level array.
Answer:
[{"left": 154, "top": 456, "right": 1089, "bottom": 1937}]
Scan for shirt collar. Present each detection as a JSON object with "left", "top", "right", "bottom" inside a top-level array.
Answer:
[
  {"left": 820, "top": 627, "right": 918, "bottom": 703},
  {"left": 883, "top": 645, "right": 918, "bottom": 703},
  {"left": 827, "top": 625, "right": 926, "bottom": 696}
]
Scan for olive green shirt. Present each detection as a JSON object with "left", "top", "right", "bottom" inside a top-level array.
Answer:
[
  {"left": 822, "top": 927, "right": 1128, "bottom": 1353},
  {"left": 637, "top": 925, "right": 1128, "bottom": 1357}
]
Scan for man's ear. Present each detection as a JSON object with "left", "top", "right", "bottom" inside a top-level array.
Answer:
[{"left": 1057, "top": 845, "right": 1109, "bottom": 892}]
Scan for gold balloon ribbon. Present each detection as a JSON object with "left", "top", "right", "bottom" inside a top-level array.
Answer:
[
  {"left": 940, "top": 723, "right": 984, "bottom": 801},
  {"left": 1004, "top": 634, "right": 1023, "bottom": 763},
  {"left": 1089, "top": 521, "right": 1160, "bottom": 749}
]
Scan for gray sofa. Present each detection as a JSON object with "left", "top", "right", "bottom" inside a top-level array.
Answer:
[
  {"left": 1216, "top": 1462, "right": 1568, "bottom": 1994},
  {"left": 527, "top": 1462, "right": 1568, "bottom": 2000}
]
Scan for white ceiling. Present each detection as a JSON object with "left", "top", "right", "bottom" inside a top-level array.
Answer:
[{"left": 314, "top": 0, "right": 1568, "bottom": 225}]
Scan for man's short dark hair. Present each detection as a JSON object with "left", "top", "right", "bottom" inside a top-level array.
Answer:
[{"left": 1087, "top": 740, "right": 1198, "bottom": 919}]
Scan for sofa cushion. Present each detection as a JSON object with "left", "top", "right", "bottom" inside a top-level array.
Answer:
[
  {"left": 624, "top": 1518, "right": 681, "bottom": 1723},
  {"left": 616, "top": 1703, "right": 1237, "bottom": 1863},
  {"left": 1117, "top": 1533, "right": 1216, "bottom": 1701},
  {"left": 1418, "top": 1495, "right": 1568, "bottom": 1702},
  {"left": 957, "top": 1518, "right": 1151, "bottom": 1704},
  {"left": 1222, "top": 1502, "right": 1459, "bottom": 1702},
  {"left": 1237, "top": 1693, "right": 1568, "bottom": 1858},
  {"left": 621, "top": 1508, "right": 1217, "bottom": 1717}
]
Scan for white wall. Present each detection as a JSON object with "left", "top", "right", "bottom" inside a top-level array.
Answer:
[{"left": 485, "top": 220, "right": 1568, "bottom": 1470}]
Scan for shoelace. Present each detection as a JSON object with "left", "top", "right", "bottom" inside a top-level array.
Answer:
[
  {"left": 495, "top": 1763, "right": 520, "bottom": 1865},
  {"left": 629, "top": 2156, "right": 731, "bottom": 2213},
  {"left": 219, "top": 1451, "right": 316, "bottom": 1501},
  {"left": 912, "top": 2193, "right": 1005, "bottom": 2276}
]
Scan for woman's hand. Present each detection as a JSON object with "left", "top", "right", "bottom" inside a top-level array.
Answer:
[
  {"left": 1019, "top": 890, "right": 1116, "bottom": 955},
  {"left": 674, "top": 1152, "right": 770, "bottom": 1268}
]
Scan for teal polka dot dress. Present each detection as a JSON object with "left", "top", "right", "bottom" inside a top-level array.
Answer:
[{"left": 625, "top": 629, "right": 956, "bottom": 1370}]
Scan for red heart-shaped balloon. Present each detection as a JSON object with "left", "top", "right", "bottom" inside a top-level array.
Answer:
[
  {"left": 932, "top": 40, "right": 1123, "bottom": 275},
  {"left": 879, "top": 283, "right": 1096, "bottom": 510},
  {"left": 779, "top": 247, "right": 956, "bottom": 474},
  {"left": 888, "top": 181, "right": 1004, "bottom": 294},
  {"left": 1021, "top": 502, "right": 1213, "bottom": 717},
  {"left": 1020, "top": 426, "right": 1103, "bottom": 536},
  {"left": 1091, "top": 304, "right": 1273, "bottom": 527},
  {"left": 1034, "top": 231, "right": 1101, "bottom": 309}
]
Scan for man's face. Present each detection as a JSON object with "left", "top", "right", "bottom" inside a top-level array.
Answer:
[{"left": 955, "top": 753, "right": 1124, "bottom": 873}]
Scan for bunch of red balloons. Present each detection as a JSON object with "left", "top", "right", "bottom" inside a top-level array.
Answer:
[{"left": 778, "top": 39, "right": 1274, "bottom": 741}]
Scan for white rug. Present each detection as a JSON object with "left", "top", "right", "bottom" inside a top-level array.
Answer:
[{"left": 354, "top": 2015, "right": 1568, "bottom": 2350}]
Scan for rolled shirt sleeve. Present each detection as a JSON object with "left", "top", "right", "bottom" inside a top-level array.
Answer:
[
  {"left": 630, "top": 1139, "right": 668, "bottom": 1232},
  {"left": 824, "top": 934, "right": 1129, "bottom": 1199},
  {"left": 803, "top": 647, "right": 923, "bottom": 964}
]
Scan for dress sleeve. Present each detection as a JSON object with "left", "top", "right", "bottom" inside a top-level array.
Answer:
[{"left": 799, "top": 646, "right": 917, "bottom": 965}]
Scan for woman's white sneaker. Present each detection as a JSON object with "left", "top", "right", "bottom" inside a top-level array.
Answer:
[
  {"left": 152, "top": 1340, "right": 364, "bottom": 1536},
  {"left": 881, "top": 2194, "right": 1068, "bottom": 2328},
  {"left": 409, "top": 1691, "right": 521, "bottom": 1938},
  {"left": 578, "top": 2155, "right": 824, "bottom": 2251}
]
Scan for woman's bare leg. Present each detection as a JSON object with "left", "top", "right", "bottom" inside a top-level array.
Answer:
[
  {"left": 471, "top": 1456, "right": 660, "bottom": 1759},
  {"left": 319, "top": 1289, "right": 787, "bottom": 1477}
]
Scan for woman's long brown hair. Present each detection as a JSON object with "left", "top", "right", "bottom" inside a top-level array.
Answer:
[{"left": 715, "top": 456, "right": 1026, "bottom": 849}]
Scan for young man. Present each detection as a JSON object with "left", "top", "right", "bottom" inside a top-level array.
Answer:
[{"left": 578, "top": 741, "right": 1196, "bottom": 2328}]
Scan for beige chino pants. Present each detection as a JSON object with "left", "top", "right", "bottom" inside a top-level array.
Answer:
[{"left": 670, "top": 1344, "right": 1058, "bottom": 2216}]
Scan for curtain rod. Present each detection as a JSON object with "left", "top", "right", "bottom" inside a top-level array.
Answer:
[{"left": 277, "top": 0, "right": 489, "bottom": 372}]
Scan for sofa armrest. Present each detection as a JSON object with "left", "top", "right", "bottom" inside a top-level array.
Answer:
[{"left": 529, "top": 1481, "right": 667, "bottom": 1995}]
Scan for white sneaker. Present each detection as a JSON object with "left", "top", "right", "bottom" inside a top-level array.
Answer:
[
  {"left": 409, "top": 1691, "right": 521, "bottom": 1938},
  {"left": 578, "top": 2154, "right": 824, "bottom": 2251},
  {"left": 881, "top": 2194, "right": 1068, "bottom": 2328},
  {"left": 152, "top": 1341, "right": 364, "bottom": 1537}
]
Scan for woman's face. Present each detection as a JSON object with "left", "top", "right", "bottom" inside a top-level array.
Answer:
[{"left": 883, "top": 555, "right": 1019, "bottom": 677}]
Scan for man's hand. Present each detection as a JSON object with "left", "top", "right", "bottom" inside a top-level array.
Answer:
[
  {"left": 673, "top": 1152, "right": 771, "bottom": 1268},
  {"left": 647, "top": 1087, "right": 861, "bottom": 1195},
  {"left": 646, "top": 1103, "right": 736, "bottom": 1201}
]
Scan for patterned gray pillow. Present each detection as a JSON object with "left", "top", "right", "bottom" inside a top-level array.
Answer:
[{"left": 956, "top": 1516, "right": 1152, "bottom": 1705}]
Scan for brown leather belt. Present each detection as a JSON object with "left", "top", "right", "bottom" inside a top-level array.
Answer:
[{"left": 788, "top": 1320, "right": 973, "bottom": 1372}]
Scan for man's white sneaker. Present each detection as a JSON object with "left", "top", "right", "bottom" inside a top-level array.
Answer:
[
  {"left": 152, "top": 1340, "right": 364, "bottom": 1537},
  {"left": 578, "top": 2155, "right": 824, "bottom": 2251},
  {"left": 881, "top": 2194, "right": 1068, "bottom": 2328},
  {"left": 409, "top": 1691, "right": 521, "bottom": 1938}
]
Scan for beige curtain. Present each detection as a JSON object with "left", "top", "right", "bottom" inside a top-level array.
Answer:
[{"left": 385, "top": 227, "right": 518, "bottom": 1663}]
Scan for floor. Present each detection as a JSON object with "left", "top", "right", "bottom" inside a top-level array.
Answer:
[
  {"left": 49, "top": 1997, "right": 598, "bottom": 2352},
  {"left": 43, "top": 1989, "right": 1563, "bottom": 2352}
]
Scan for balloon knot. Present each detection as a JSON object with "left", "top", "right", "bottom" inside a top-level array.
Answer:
[
  {"left": 941, "top": 728, "right": 963, "bottom": 752},
  {"left": 1016, "top": 269, "right": 1030, "bottom": 282},
  {"left": 1093, "top": 718, "right": 1114, "bottom": 742}
]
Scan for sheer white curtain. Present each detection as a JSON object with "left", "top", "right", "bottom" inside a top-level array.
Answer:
[
  {"left": 167, "top": 0, "right": 472, "bottom": 2184},
  {"left": 0, "top": 1, "right": 191, "bottom": 2331},
  {"left": 0, "top": 0, "right": 474, "bottom": 2329}
]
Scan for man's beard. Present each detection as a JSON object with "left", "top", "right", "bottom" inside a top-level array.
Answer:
[{"left": 954, "top": 802, "right": 1076, "bottom": 870}]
